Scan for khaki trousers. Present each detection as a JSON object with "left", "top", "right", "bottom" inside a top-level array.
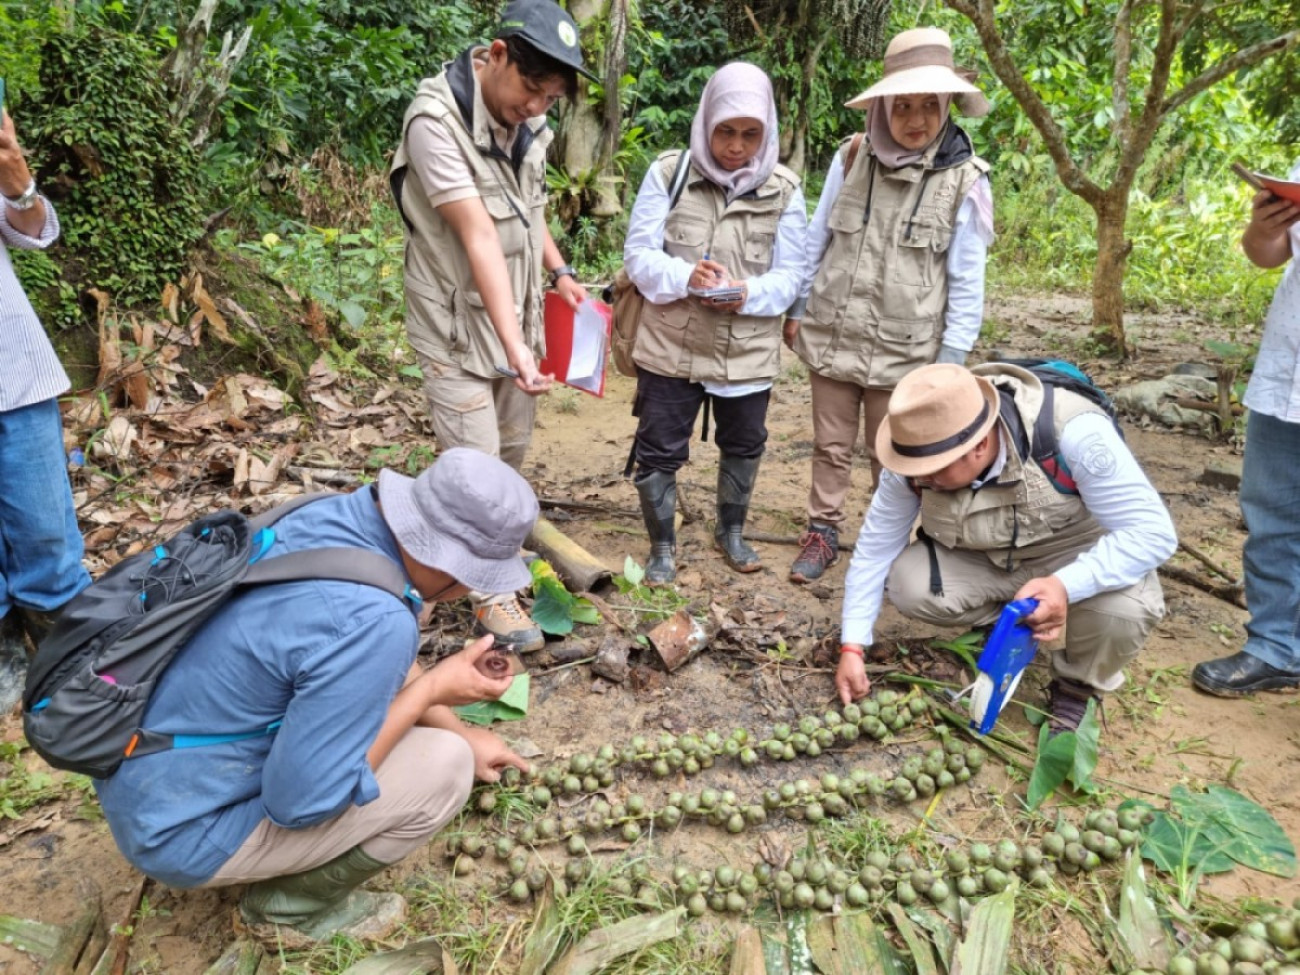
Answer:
[
  {"left": 417, "top": 352, "right": 537, "bottom": 472},
  {"left": 886, "top": 540, "right": 1165, "bottom": 692},
  {"left": 205, "top": 728, "right": 474, "bottom": 885},
  {"left": 807, "top": 370, "right": 892, "bottom": 526}
]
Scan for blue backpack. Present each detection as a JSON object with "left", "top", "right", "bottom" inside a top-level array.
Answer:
[{"left": 990, "top": 358, "right": 1123, "bottom": 495}]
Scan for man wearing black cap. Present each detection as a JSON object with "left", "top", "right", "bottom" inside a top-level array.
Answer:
[{"left": 390, "top": 0, "right": 595, "bottom": 655}]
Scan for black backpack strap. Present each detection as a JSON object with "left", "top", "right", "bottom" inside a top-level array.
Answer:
[
  {"left": 666, "top": 149, "right": 692, "bottom": 208},
  {"left": 995, "top": 385, "right": 1032, "bottom": 463},
  {"left": 248, "top": 492, "right": 339, "bottom": 532},
  {"left": 243, "top": 547, "right": 412, "bottom": 603},
  {"left": 915, "top": 527, "right": 944, "bottom": 597},
  {"left": 1030, "top": 380, "right": 1058, "bottom": 465}
]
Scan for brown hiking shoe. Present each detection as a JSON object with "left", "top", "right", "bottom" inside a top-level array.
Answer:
[
  {"left": 474, "top": 595, "right": 545, "bottom": 654},
  {"left": 790, "top": 523, "right": 839, "bottom": 583},
  {"left": 1046, "top": 678, "right": 1099, "bottom": 736}
]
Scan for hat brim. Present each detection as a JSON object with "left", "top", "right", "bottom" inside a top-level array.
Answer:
[
  {"left": 377, "top": 468, "right": 533, "bottom": 595},
  {"left": 875, "top": 376, "right": 1001, "bottom": 478},
  {"left": 846, "top": 65, "right": 990, "bottom": 116}
]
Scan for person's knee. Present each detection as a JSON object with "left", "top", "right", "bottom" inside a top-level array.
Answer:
[{"left": 886, "top": 549, "right": 947, "bottom": 621}]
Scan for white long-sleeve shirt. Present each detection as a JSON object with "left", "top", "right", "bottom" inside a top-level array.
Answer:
[
  {"left": 1242, "top": 160, "right": 1300, "bottom": 423},
  {"left": 789, "top": 152, "right": 992, "bottom": 354},
  {"left": 840, "top": 411, "right": 1178, "bottom": 646},
  {"left": 623, "top": 161, "right": 807, "bottom": 397},
  {"left": 0, "top": 198, "right": 68, "bottom": 412}
]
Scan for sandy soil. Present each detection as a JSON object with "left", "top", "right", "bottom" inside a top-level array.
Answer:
[{"left": 3, "top": 293, "right": 1298, "bottom": 973}]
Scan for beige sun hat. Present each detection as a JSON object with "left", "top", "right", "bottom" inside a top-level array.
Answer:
[
  {"left": 845, "top": 27, "right": 990, "bottom": 117},
  {"left": 875, "top": 364, "right": 1001, "bottom": 477}
]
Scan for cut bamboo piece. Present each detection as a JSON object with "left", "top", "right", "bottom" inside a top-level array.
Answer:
[{"left": 527, "top": 515, "right": 612, "bottom": 592}]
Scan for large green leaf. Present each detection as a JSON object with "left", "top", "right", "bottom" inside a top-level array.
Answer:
[
  {"left": 1027, "top": 722, "right": 1075, "bottom": 810},
  {"left": 953, "top": 880, "right": 1017, "bottom": 975},
  {"left": 1117, "top": 851, "right": 1173, "bottom": 971},
  {"left": 1173, "top": 785, "right": 1297, "bottom": 878},
  {"left": 1069, "top": 699, "right": 1100, "bottom": 792},
  {"left": 530, "top": 578, "right": 576, "bottom": 636},
  {"left": 1141, "top": 812, "right": 1236, "bottom": 876}
]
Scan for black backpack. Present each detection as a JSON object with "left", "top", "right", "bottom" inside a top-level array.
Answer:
[
  {"left": 22, "top": 493, "right": 415, "bottom": 779},
  {"left": 982, "top": 358, "right": 1123, "bottom": 495}
]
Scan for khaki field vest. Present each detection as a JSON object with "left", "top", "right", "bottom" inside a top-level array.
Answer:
[
  {"left": 794, "top": 130, "right": 988, "bottom": 389},
  {"left": 633, "top": 152, "right": 800, "bottom": 383},
  {"left": 390, "top": 51, "right": 552, "bottom": 379},
  {"left": 918, "top": 365, "right": 1106, "bottom": 569}
]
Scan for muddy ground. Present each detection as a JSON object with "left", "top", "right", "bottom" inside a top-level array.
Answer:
[{"left": 2, "top": 294, "right": 1298, "bottom": 973}]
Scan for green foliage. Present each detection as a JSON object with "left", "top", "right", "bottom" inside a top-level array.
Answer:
[
  {"left": 18, "top": 22, "right": 206, "bottom": 320},
  {"left": 1025, "top": 699, "right": 1098, "bottom": 810},
  {"left": 530, "top": 560, "right": 601, "bottom": 636},
  {"left": 1125, "top": 785, "right": 1297, "bottom": 908}
]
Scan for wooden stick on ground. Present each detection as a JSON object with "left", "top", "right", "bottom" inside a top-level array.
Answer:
[
  {"left": 1177, "top": 539, "right": 1241, "bottom": 587},
  {"left": 1159, "top": 564, "right": 1247, "bottom": 610}
]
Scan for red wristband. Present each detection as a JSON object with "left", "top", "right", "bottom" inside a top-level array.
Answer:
[{"left": 839, "top": 645, "right": 864, "bottom": 658}]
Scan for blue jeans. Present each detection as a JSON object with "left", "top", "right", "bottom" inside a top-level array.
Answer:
[
  {"left": 0, "top": 398, "right": 91, "bottom": 617},
  {"left": 1241, "top": 410, "right": 1300, "bottom": 671}
]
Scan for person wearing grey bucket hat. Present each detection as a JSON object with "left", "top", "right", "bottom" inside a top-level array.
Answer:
[
  {"left": 92, "top": 449, "right": 536, "bottom": 947},
  {"left": 376, "top": 448, "right": 538, "bottom": 596},
  {"left": 389, "top": 0, "right": 593, "bottom": 653},
  {"left": 784, "top": 27, "right": 996, "bottom": 589}
]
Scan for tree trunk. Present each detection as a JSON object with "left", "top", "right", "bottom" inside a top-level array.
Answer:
[
  {"left": 555, "top": 0, "right": 627, "bottom": 225},
  {"left": 1090, "top": 190, "right": 1133, "bottom": 358}
]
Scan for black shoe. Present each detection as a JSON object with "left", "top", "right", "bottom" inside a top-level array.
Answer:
[{"left": 1191, "top": 651, "right": 1300, "bottom": 697}]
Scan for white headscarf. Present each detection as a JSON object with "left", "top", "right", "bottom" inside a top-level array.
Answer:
[{"left": 688, "top": 62, "right": 780, "bottom": 202}]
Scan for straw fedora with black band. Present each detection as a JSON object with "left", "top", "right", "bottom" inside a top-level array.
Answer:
[
  {"left": 875, "top": 363, "right": 1001, "bottom": 478},
  {"left": 845, "top": 27, "right": 989, "bottom": 117}
]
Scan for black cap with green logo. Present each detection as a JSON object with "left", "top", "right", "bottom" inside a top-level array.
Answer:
[{"left": 496, "top": 0, "right": 598, "bottom": 83}]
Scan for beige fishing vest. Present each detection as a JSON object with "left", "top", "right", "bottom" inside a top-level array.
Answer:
[
  {"left": 794, "top": 135, "right": 988, "bottom": 389},
  {"left": 633, "top": 152, "right": 800, "bottom": 383},
  {"left": 917, "top": 364, "right": 1106, "bottom": 569},
  {"left": 390, "top": 55, "right": 551, "bottom": 379}
]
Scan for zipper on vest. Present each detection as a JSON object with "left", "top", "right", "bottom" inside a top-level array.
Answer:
[{"left": 480, "top": 148, "right": 532, "bottom": 230}]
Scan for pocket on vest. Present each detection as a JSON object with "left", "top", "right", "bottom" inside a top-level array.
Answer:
[
  {"left": 742, "top": 231, "right": 775, "bottom": 273},
  {"left": 662, "top": 219, "right": 710, "bottom": 261},
  {"left": 891, "top": 220, "right": 944, "bottom": 287},
  {"left": 481, "top": 191, "right": 528, "bottom": 256}
]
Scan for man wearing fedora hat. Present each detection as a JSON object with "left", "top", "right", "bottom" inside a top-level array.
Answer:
[
  {"left": 785, "top": 27, "right": 996, "bottom": 586},
  {"left": 834, "top": 363, "right": 1176, "bottom": 735},
  {"left": 93, "top": 448, "right": 536, "bottom": 944},
  {"left": 389, "top": 0, "right": 596, "bottom": 654}
]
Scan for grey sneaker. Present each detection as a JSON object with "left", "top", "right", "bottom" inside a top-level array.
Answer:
[{"left": 790, "top": 523, "right": 839, "bottom": 584}]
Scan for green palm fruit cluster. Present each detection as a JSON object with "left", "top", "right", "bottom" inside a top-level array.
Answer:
[{"left": 1147, "top": 902, "right": 1300, "bottom": 975}]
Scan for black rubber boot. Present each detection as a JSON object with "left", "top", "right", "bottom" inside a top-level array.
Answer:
[
  {"left": 714, "top": 454, "right": 762, "bottom": 573},
  {"left": 634, "top": 471, "right": 677, "bottom": 584}
]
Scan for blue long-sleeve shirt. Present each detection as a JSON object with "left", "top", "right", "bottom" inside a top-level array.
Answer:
[{"left": 94, "top": 489, "right": 420, "bottom": 887}]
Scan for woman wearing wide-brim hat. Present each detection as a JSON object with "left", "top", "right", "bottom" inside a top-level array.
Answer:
[{"left": 784, "top": 27, "right": 996, "bottom": 587}]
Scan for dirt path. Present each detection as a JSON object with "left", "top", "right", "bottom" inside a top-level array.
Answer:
[{"left": 3, "top": 294, "right": 1298, "bottom": 973}]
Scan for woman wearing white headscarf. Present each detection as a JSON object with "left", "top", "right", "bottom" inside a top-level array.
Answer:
[
  {"left": 623, "top": 61, "right": 807, "bottom": 585},
  {"left": 784, "top": 27, "right": 996, "bottom": 587}
]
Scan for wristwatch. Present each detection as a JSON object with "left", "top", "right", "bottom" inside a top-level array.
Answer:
[
  {"left": 548, "top": 264, "right": 576, "bottom": 286},
  {"left": 4, "top": 179, "right": 39, "bottom": 211}
]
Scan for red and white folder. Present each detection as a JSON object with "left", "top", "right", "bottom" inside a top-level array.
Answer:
[{"left": 539, "top": 292, "right": 613, "bottom": 398}]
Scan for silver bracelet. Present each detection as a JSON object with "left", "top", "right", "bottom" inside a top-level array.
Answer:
[{"left": 4, "top": 179, "right": 39, "bottom": 212}]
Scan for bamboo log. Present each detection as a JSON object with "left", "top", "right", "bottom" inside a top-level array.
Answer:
[
  {"left": 0, "top": 915, "right": 62, "bottom": 959},
  {"left": 203, "top": 940, "right": 265, "bottom": 975},
  {"left": 527, "top": 515, "right": 613, "bottom": 592},
  {"left": 40, "top": 900, "right": 101, "bottom": 975}
]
